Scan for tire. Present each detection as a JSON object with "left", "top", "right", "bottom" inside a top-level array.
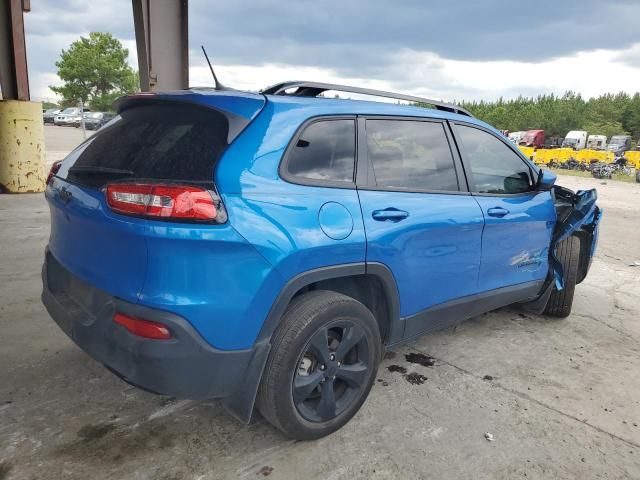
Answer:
[
  {"left": 257, "top": 290, "right": 381, "bottom": 440},
  {"left": 544, "top": 236, "right": 580, "bottom": 318}
]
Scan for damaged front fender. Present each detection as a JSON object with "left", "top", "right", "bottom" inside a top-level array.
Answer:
[{"left": 550, "top": 186, "right": 601, "bottom": 290}]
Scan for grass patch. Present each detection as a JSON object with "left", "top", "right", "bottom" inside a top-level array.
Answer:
[
  {"left": 547, "top": 167, "right": 637, "bottom": 183},
  {"left": 548, "top": 168, "right": 591, "bottom": 178},
  {"left": 612, "top": 172, "right": 636, "bottom": 183}
]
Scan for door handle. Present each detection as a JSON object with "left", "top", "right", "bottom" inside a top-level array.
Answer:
[
  {"left": 372, "top": 208, "right": 409, "bottom": 222},
  {"left": 487, "top": 207, "right": 510, "bottom": 218}
]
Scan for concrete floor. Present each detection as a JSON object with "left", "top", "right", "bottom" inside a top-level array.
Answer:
[
  {"left": 43, "top": 125, "right": 93, "bottom": 165},
  {"left": 1, "top": 134, "right": 640, "bottom": 478}
]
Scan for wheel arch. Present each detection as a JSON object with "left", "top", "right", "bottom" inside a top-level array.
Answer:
[
  {"left": 220, "top": 262, "right": 401, "bottom": 425},
  {"left": 258, "top": 262, "right": 401, "bottom": 346}
]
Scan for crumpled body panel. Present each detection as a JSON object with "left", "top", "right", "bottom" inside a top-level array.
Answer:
[{"left": 551, "top": 187, "right": 601, "bottom": 289}]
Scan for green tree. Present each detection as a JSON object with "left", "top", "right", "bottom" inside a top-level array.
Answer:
[
  {"left": 622, "top": 93, "right": 640, "bottom": 141},
  {"left": 50, "top": 32, "right": 138, "bottom": 111},
  {"left": 458, "top": 90, "right": 639, "bottom": 143}
]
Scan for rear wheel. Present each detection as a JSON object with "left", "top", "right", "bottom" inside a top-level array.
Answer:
[
  {"left": 257, "top": 290, "right": 381, "bottom": 440},
  {"left": 544, "top": 236, "right": 580, "bottom": 318}
]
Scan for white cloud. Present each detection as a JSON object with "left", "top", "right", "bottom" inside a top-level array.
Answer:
[
  {"left": 22, "top": 1, "right": 640, "bottom": 103},
  {"left": 29, "top": 72, "right": 62, "bottom": 102},
  {"left": 187, "top": 43, "right": 640, "bottom": 103}
]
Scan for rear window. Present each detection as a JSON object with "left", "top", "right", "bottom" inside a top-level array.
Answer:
[
  {"left": 284, "top": 119, "right": 356, "bottom": 184},
  {"left": 58, "top": 104, "right": 229, "bottom": 188}
]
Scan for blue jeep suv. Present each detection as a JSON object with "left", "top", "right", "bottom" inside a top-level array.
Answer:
[{"left": 42, "top": 81, "right": 600, "bottom": 439}]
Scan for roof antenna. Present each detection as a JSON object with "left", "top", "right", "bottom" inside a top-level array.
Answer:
[{"left": 201, "top": 45, "right": 225, "bottom": 90}]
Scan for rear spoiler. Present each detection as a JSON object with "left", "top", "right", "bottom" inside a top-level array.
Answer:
[{"left": 113, "top": 91, "right": 266, "bottom": 144}]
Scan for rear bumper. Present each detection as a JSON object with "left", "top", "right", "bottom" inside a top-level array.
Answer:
[{"left": 41, "top": 250, "right": 256, "bottom": 400}]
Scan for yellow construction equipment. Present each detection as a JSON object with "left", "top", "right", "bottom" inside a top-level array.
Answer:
[
  {"left": 575, "top": 149, "right": 614, "bottom": 164},
  {"left": 518, "top": 145, "right": 535, "bottom": 160},
  {"left": 624, "top": 151, "right": 640, "bottom": 169},
  {"left": 531, "top": 148, "right": 574, "bottom": 165}
]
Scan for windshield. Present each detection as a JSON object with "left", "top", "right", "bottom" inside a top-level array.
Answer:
[
  {"left": 85, "top": 112, "right": 102, "bottom": 119},
  {"left": 61, "top": 108, "right": 78, "bottom": 115},
  {"left": 563, "top": 138, "right": 578, "bottom": 145}
]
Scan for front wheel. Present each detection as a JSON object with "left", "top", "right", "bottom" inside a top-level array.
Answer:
[
  {"left": 257, "top": 290, "right": 381, "bottom": 440},
  {"left": 544, "top": 236, "right": 581, "bottom": 318}
]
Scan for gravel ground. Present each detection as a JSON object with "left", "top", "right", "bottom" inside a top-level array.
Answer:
[{"left": 1, "top": 131, "right": 639, "bottom": 479}]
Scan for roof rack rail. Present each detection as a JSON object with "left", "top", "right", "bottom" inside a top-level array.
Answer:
[{"left": 261, "top": 81, "right": 473, "bottom": 117}]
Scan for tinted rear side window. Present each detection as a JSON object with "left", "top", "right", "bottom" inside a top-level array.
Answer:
[
  {"left": 58, "top": 104, "right": 229, "bottom": 188},
  {"left": 285, "top": 119, "right": 355, "bottom": 183},
  {"left": 366, "top": 120, "right": 459, "bottom": 191}
]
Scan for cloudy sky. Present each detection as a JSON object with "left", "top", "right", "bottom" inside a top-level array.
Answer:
[{"left": 23, "top": 0, "right": 640, "bottom": 103}]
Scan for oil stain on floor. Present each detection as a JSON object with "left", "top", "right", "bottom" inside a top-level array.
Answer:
[
  {"left": 404, "top": 372, "right": 428, "bottom": 385},
  {"left": 405, "top": 352, "right": 436, "bottom": 367},
  {"left": 387, "top": 365, "right": 407, "bottom": 374},
  {"left": 385, "top": 352, "right": 436, "bottom": 385}
]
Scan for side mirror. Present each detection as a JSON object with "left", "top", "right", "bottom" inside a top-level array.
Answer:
[{"left": 536, "top": 169, "right": 557, "bottom": 191}]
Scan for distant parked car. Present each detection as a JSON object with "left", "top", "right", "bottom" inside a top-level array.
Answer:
[
  {"left": 71, "top": 112, "right": 89, "bottom": 128},
  {"left": 54, "top": 108, "right": 82, "bottom": 126},
  {"left": 78, "top": 112, "right": 116, "bottom": 130},
  {"left": 43, "top": 108, "right": 60, "bottom": 124}
]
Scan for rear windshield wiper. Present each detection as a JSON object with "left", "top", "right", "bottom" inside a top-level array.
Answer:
[{"left": 68, "top": 166, "right": 134, "bottom": 176}]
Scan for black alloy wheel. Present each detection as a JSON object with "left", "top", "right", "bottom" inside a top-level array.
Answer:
[{"left": 293, "top": 321, "right": 370, "bottom": 422}]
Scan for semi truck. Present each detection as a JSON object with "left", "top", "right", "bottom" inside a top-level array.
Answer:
[
  {"left": 607, "top": 135, "right": 632, "bottom": 157},
  {"left": 520, "top": 129, "right": 545, "bottom": 148},
  {"left": 562, "top": 130, "right": 587, "bottom": 150}
]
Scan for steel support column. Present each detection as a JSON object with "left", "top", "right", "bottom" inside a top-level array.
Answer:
[
  {"left": 132, "top": 0, "right": 189, "bottom": 92},
  {"left": 0, "top": 0, "right": 45, "bottom": 193},
  {"left": 0, "top": 0, "right": 30, "bottom": 100}
]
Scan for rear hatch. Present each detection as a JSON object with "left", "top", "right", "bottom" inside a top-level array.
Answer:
[{"left": 45, "top": 92, "right": 265, "bottom": 302}]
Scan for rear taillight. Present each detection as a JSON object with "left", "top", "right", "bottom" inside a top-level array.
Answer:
[
  {"left": 47, "top": 161, "right": 62, "bottom": 185},
  {"left": 113, "top": 312, "right": 172, "bottom": 340},
  {"left": 105, "top": 183, "right": 225, "bottom": 222}
]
